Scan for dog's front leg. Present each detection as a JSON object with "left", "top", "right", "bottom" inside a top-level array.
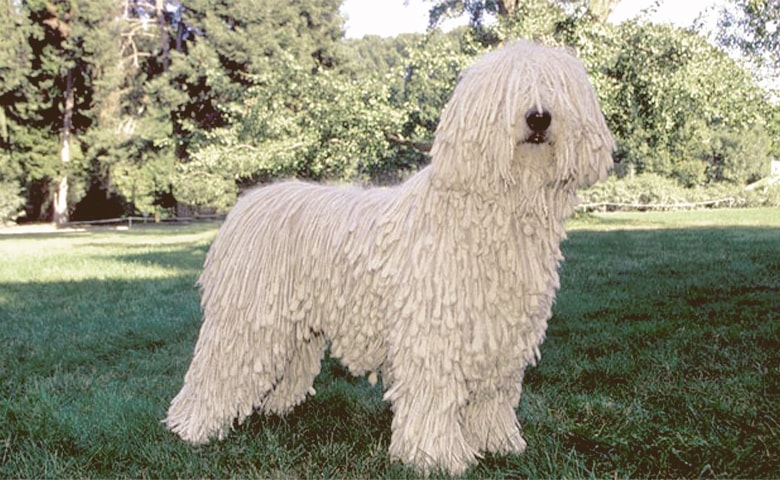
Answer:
[
  {"left": 461, "top": 382, "right": 527, "bottom": 455},
  {"left": 384, "top": 355, "right": 479, "bottom": 475}
]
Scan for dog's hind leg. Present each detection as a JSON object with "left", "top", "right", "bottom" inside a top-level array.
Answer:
[
  {"left": 165, "top": 322, "right": 279, "bottom": 444},
  {"left": 262, "top": 333, "right": 328, "bottom": 414}
]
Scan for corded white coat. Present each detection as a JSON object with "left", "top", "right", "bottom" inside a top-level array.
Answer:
[{"left": 165, "top": 40, "right": 614, "bottom": 475}]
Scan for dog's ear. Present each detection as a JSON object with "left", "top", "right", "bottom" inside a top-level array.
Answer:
[{"left": 571, "top": 126, "right": 614, "bottom": 188}]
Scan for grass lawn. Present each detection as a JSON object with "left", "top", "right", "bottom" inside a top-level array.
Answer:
[{"left": 1, "top": 208, "right": 778, "bottom": 478}]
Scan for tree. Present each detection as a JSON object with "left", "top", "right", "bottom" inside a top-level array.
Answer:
[
  {"left": 0, "top": 1, "right": 33, "bottom": 223},
  {"left": 38, "top": 1, "right": 124, "bottom": 224},
  {"left": 341, "top": 33, "right": 425, "bottom": 81},
  {"left": 603, "top": 21, "right": 774, "bottom": 185},
  {"left": 69, "top": 0, "right": 348, "bottom": 218},
  {"left": 2, "top": 0, "right": 124, "bottom": 223},
  {"left": 133, "top": 0, "right": 346, "bottom": 213},
  {"left": 715, "top": 0, "right": 780, "bottom": 84},
  {"left": 425, "top": 0, "right": 620, "bottom": 39},
  {"left": 389, "top": 31, "right": 475, "bottom": 152},
  {"left": 177, "top": 53, "right": 412, "bottom": 210}
]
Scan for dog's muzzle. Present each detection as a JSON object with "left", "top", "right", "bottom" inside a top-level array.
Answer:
[{"left": 524, "top": 109, "right": 551, "bottom": 144}]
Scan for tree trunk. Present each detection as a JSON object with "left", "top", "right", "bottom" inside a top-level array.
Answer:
[
  {"left": 156, "top": 0, "right": 170, "bottom": 71},
  {"left": 590, "top": 0, "right": 619, "bottom": 23},
  {"left": 497, "top": 0, "right": 518, "bottom": 17},
  {"left": 53, "top": 67, "right": 74, "bottom": 225}
]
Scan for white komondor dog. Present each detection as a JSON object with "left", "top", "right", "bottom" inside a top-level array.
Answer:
[{"left": 166, "top": 40, "right": 614, "bottom": 475}]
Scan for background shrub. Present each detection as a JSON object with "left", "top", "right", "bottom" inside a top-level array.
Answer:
[
  {"left": 0, "top": 180, "right": 25, "bottom": 224},
  {"left": 579, "top": 174, "right": 780, "bottom": 210}
]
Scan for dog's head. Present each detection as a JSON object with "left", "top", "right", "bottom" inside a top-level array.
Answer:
[{"left": 430, "top": 41, "right": 614, "bottom": 198}]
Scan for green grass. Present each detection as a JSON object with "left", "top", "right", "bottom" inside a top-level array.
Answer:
[{"left": 1, "top": 209, "right": 778, "bottom": 478}]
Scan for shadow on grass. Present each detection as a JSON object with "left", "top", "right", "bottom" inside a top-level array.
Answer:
[
  {"left": 540, "top": 225, "right": 779, "bottom": 478},
  {"left": 109, "top": 244, "right": 210, "bottom": 275},
  {"left": 0, "top": 272, "right": 208, "bottom": 477},
  {"left": 0, "top": 275, "right": 202, "bottom": 381},
  {"left": 1, "top": 224, "right": 778, "bottom": 478}
]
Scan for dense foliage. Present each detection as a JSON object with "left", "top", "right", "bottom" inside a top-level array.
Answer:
[
  {"left": 579, "top": 173, "right": 780, "bottom": 210},
  {"left": 0, "top": 0, "right": 778, "bottom": 223}
]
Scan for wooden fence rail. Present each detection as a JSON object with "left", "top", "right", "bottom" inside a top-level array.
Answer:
[
  {"left": 577, "top": 197, "right": 736, "bottom": 212},
  {"left": 62, "top": 198, "right": 741, "bottom": 227},
  {"left": 63, "top": 214, "right": 224, "bottom": 229}
]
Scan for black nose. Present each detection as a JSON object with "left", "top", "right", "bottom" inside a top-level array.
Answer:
[{"left": 526, "top": 109, "right": 551, "bottom": 132}]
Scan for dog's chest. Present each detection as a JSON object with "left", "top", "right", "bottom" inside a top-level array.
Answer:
[{"left": 373, "top": 195, "right": 561, "bottom": 337}]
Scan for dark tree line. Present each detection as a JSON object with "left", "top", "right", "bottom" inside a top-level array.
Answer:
[{"left": 0, "top": 0, "right": 777, "bottom": 224}]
